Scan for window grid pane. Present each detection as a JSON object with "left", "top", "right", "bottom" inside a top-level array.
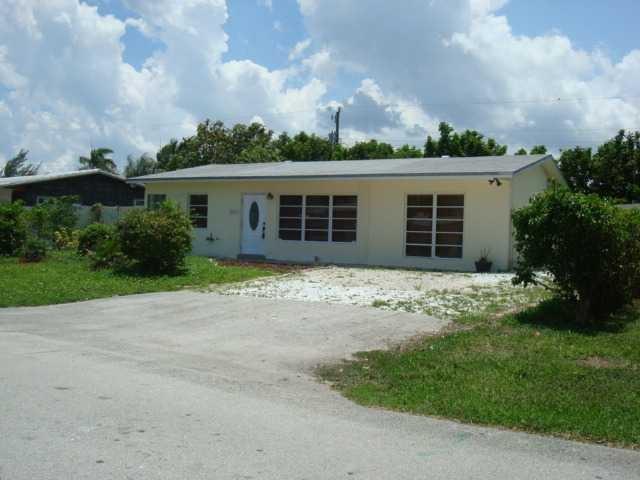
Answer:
[
  {"left": 279, "top": 195, "right": 357, "bottom": 243},
  {"left": 147, "top": 194, "right": 166, "bottom": 209},
  {"left": 279, "top": 195, "right": 303, "bottom": 240},
  {"left": 405, "top": 194, "right": 464, "bottom": 258},
  {"left": 189, "top": 194, "right": 208, "bottom": 229}
]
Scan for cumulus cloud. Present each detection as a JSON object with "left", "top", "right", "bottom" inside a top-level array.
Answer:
[
  {"left": 299, "top": 0, "right": 640, "bottom": 151},
  {"left": 1, "top": 0, "right": 639, "bottom": 171},
  {"left": 0, "top": 0, "right": 326, "bottom": 172}
]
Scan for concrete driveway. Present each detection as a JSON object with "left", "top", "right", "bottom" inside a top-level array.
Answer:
[{"left": 0, "top": 292, "right": 637, "bottom": 479}]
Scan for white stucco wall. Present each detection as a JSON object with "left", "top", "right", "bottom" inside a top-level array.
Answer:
[
  {"left": 145, "top": 175, "right": 520, "bottom": 271},
  {"left": 0, "top": 188, "right": 12, "bottom": 203}
]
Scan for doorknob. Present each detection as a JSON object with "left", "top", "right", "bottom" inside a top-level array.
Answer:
[{"left": 261, "top": 222, "right": 266, "bottom": 239}]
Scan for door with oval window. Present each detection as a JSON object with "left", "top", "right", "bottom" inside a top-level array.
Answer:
[{"left": 241, "top": 194, "right": 267, "bottom": 255}]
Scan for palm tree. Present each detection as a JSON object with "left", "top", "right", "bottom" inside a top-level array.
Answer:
[
  {"left": 124, "top": 153, "right": 159, "bottom": 178},
  {"left": 1, "top": 149, "right": 40, "bottom": 177},
  {"left": 78, "top": 148, "right": 118, "bottom": 173}
]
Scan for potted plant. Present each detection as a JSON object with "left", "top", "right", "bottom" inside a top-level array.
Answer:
[{"left": 475, "top": 249, "right": 492, "bottom": 273}]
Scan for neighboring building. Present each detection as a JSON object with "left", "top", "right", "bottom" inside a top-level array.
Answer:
[
  {"left": 0, "top": 169, "right": 144, "bottom": 206},
  {"left": 131, "top": 155, "right": 565, "bottom": 271}
]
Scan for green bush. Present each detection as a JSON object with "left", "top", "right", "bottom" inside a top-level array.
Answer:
[
  {"left": 26, "top": 196, "right": 78, "bottom": 242},
  {"left": 88, "top": 237, "right": 129, "bottom": 270},
  {"left": 0, "top": 201, "right": 27, "bottom": 256},
  {"left": 20, "top": 236, "right": 47, "bottom": 263},
  {"left": 118, "top": 201, "right": 192, "bottom": 274},
  {"left": 513, "top": 186, "right": 640, "bottom": 324},
  {"left": 53, "top": 228, "right": 79, "bottom": 250},
  {"left": 77, "top": 223, "right": 116, "bottom": 255},
  {"left": 89, "top": 203, "right": 103, "bottom": 224}
]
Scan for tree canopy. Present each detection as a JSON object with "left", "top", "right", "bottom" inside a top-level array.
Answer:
[
  {"left": 2, "top": 149, "right": 39, "bottom": 177},
  {"left": 559, "top": 130, "right": 640, "bottom": 203},
  {"left": 14, "top": 117, "right": 635, "bottom": 204},
  {"left": 155, "top": 120, "right": 280, "bottom": 171},
  {"left": 79, "top": 148, "right": 118, "bottom": 174},
  {"left": 423, "top": 122, "right": 508, "bottom": 157},
  {"left": 124, "top": 153, "right": 159, "bottom": 178}
]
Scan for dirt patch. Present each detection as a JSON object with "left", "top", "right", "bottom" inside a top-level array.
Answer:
[{"left": 577, "top": 356, "right": 630, "bottom": 369}]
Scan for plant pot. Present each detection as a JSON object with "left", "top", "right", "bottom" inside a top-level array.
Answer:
[{"left": 475, "top": 259, "right": 492, "bottom": 273}]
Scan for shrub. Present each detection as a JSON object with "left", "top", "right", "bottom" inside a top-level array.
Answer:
[
  {"left": 53, "top": 228, "right": 80, "bottom": 250},
  {"left": 20, "top": 236, "right": 47, "bottom": 263},
  {"left": 89, "top": 203, "right": 103, "bottom": 224},
  {"left": 512, "top": 186, "right": 640, "bottom": 324},
  {"left": 26, "top": 196, "right": 78, "bottom": 242},
  {"left": 118, "top": 200, "right": 192, "bottom": 274},
  {"left": 0, "top": 201, "right": 27, "bottom": 256},
  {"left": 77, "top": 223, "right": 116, "bottom": 255},
  {"left": 88, "top": 237, "right": 129, "bottom": 270}
]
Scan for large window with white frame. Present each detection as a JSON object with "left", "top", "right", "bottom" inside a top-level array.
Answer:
[
  {"left": 405, "top": 194, "right": 464, "bottom": 259},
  {"left": 188, "top": 194, "right": 208, "bottom": 229},
  {"left": 278, "top": 194, "right": 357, "bottom": 243}
]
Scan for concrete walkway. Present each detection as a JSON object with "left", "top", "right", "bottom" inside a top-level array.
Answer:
[{"left": 0, "top": 292, "right": 637, "bottom": 479}]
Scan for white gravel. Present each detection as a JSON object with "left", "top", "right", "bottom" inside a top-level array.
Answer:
[{"left": 218, "top": 266, "right": 541, "bottom": 320}]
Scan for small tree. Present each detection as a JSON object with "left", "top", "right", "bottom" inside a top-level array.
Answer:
[
  {"left": 118, "top": 201, "right": 192, "bottom": 274},
  {"left": 513, "top": 186, "right": 640, "bottom": 324},
  {"left": 0, "top": 202, "right": 27, "bottom": 255},
  {"left": 2, "top": 149, "right": 40, "bottom": 177},
  {"left": 25, "top": 196, "right": 78, "bottom": 242}
]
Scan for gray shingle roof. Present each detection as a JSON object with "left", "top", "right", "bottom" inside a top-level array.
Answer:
[
  {"left": 130, "top": 155, "right": 552, "bottom": 183},
  {"left": 0, "top": 169, "right": 125, "bottom": 188}
]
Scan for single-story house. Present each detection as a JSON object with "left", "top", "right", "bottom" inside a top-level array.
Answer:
[
  {"left": 130, "top": 154, "right": 565, "bottom": 271},
  {"left": 0, "top": 169, "right": 144, "bottom": 206}
]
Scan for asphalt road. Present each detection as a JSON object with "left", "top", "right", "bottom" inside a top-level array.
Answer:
[{"left": 0, "top": 292, "right": 637, "bottom": 479}]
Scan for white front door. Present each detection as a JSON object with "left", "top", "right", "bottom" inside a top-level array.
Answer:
[{"left": 241, "top": 194, "right": 267, "bottom": 255}]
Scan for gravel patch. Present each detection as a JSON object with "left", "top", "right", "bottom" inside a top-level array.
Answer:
[{"left": 217, "top": 266, "right": 545, "bottom": 320}]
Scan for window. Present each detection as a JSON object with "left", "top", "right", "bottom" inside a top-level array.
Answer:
[
  {"left": 332, "top": 195, "right": 357, "bottom": 242},
  {"left": 305, "top": 195, "right": 329, "bottom": 241},
  {"left": 278, "top": 195, "right": 358, "bottom": 243},
  {"left": 405, "top": 194, "right": 463, "bottom": 259},
  {"left": 188, "top": 194, "right": 208, "bottom": 229},
  {"left": 133, "top": 198, "right": 145, "bottom": 207},
  {"left": 36, "top": 195, "right": 54, "bottom": 205},
  {"left": 147, "top": 194, "right": 166, "bottom": 209},
  {"left": 435, "top": 194, "right": 464, "bottom": 258},
  {"left": 279, "top": 195, "right": 303, "bottom": 240}
]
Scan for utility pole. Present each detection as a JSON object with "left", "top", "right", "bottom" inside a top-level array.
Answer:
[{"left": 329, "top": 106, "right": 341, "bottom": 146}]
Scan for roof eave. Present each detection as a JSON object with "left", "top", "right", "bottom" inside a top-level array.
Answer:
[{"left": 128, "top": 171, "right": 516, "bottom": 184}]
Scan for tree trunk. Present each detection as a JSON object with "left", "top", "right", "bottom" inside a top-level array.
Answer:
[{"left": 576, "top": 296, "right": 592, "bottom": 325}]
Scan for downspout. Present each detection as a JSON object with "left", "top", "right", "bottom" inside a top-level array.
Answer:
[{"left": 507, "top": 177, "right": 514, "bottom": 271}]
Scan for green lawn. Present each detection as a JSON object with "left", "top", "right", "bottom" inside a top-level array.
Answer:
[
  {"left": 0, "top": 251, "right": 274, "bottom": 307},
  {"left": 318, "top": 298, "right": 640, "bottom": 448}
]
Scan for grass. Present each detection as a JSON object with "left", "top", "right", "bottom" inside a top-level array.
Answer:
[
  {"left": 369, "top": 282, "right": 550, "bottom": 320},
  {"left": 0, "top": 251, "right": 275, "bottom": 307},
  {"left": 318, "top": 298, "right": 640, "bottom": 448}
]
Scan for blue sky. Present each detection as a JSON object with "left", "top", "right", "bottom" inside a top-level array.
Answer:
[
  {"left": 93, "top": 0, "right": 640, "bottom": 72},
  {"left": 1, "top": 0, "right": 639, "bottom": 171},
  {"left": 502, "top": 0, "right": 639, "bottom": 61}
]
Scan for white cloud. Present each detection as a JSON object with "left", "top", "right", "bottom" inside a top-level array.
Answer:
[
  {"left": 289, "top": 38, "right": 311, "bottom": 61},
  {"left": 257, "top": 0, "right": 272, "bottom": 10},
  {"left": 302, "top": 49, "right": 336, "bottom": 80},
  {"left": 0, "top": 0, "right": 326, "bottom": 172},
  {"left": 2, "top": 0, "right": 639, "bottom": 171},
  {"left": 299, "top": 0, "right": 640, "bottom": 151}
]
